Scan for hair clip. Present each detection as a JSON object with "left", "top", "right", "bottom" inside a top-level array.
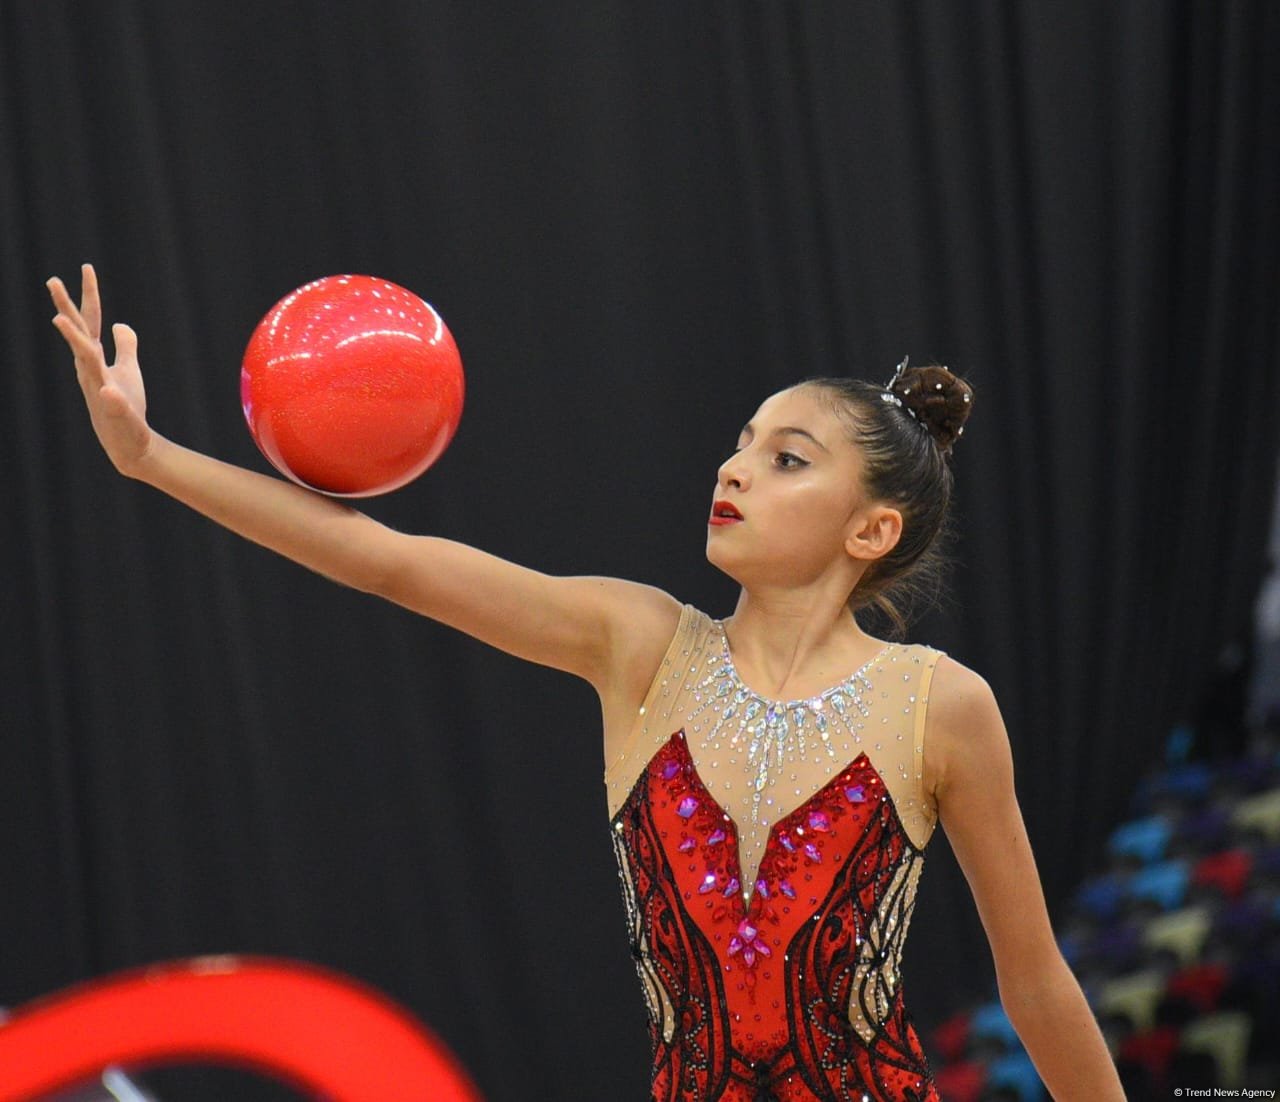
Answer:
[{"left": 882, "top": 354, "right": 921, "bottom": 420}]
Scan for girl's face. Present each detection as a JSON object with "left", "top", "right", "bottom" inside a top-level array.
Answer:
[{"left": 706, "top": 385, "right": 881, "bottom": 591}]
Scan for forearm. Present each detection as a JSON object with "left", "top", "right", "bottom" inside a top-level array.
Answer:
[
  {"left": 999, "top": 957, "right": 1123, "bottom": 1100},
  {"left": 135, "top": 433, "right": 397, "bottom": 592}
]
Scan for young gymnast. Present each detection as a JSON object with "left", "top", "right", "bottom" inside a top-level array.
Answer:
[{"left": 48, "top": 265, "right": 1124, "bottom": 1100}]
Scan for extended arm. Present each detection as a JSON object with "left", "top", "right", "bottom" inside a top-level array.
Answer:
[
  {"left": 929, "top": 659, "right": 1124, "bottom": 1099},
  {"left": 47, "top": 265, "right": 679, "bottom": 688}
]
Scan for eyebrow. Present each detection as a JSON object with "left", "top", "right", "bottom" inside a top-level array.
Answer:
[{"left": 739, "top": 422, "right": 830, "bottom": 453}]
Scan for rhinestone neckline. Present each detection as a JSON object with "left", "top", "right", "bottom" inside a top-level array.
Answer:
[
  {"left": 717, "top": 624, "right": 894, "bottom": 710},
  {"left": 690, "top": 624, "right": 893, "bottom": 832}
]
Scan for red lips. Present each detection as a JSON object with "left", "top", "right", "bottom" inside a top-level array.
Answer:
[{"left": 709, "top": 499, "right": 744, "bottom": 525}]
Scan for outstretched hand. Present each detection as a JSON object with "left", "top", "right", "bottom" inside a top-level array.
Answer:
[{"left": 48, "top": 264, "right": 153, "bottom": 476}]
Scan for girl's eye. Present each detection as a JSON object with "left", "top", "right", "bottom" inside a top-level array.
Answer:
[{"left": 775, "top": 451, "right": 807, "bottom": 469}]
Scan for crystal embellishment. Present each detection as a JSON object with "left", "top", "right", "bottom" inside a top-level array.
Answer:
[{"left": 685, "top": 624, "right": 882, "bottom": 836}]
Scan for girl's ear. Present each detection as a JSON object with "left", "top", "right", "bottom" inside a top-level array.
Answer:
[{"left": 845, "top": 505, "right": 902, "bottom": 562}]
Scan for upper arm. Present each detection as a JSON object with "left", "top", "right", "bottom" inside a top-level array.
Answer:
[
  {"left": 368, "top": 531, "right": 682, "bottom": 689},
  {"left": 929, "top": 658, "right": 1062, "bottom": 991}
]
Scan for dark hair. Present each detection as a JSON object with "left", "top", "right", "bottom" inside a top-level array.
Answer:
[{"left": 800, "top": 362, "right": 975, "bottom": 639}]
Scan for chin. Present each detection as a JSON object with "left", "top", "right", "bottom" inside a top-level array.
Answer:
[
  {"left": 704, "top": 539, "right": 743, "bottom": 583},
  {"left": 707, "top": 538, "right": 829, "bottom": 593},
  {"left": 707, "top": 541, "right": 766, "bottom": 593}
]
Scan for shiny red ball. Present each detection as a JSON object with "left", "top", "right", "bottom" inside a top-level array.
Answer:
[{"left": 240, "top": 275, "right": 464, "bottom": 496}]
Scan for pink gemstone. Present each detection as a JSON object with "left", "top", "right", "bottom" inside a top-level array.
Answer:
[
  {"left": 723, "top": 877, "right": 740, "bottom": 898},
  {"left": 698, "top": 872, "right": 717, "bottom": 893},
  {"left": 678, "top": 836, "right": 696, "bottom": 853},
  {"left": 844, "top": 784, "right": 866, "bottom": 803},
  {"left": 707, "top": 828, "right": 726, "bottom": 845},
  {"left": 755, "top": 941, "right": 771, "bottom": 958},
  {"left": 808, "top": 810, "right": 831, "bottom": 832},
  {"left": 804, "top": 843, "right": 822, "bottom": 862},
  {"left": 779, "top": 835, "right": 796, "bottom": 853},
  {"left": 780, "top": 880, "right": 796, "bottom": 899},
  {"left": 755, "top": 879, "right": 770, "bottom": 900},
  {"left": 728, "top": 936, "right": 743, "bottom": 955},
  {"left": 743, "top": 948, "right": 757, "bottom": 967},
  {"left": 677, "top": 797, "right": 698, "bottom": 819},
  {"left": 739, "top": 922, "right": 758, "bottom": 940},
  {"left": 662, "top": 760, "right": 681, "bottom": 780}
]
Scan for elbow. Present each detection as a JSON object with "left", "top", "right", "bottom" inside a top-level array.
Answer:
[
  {"left": 995, "top": 948, "right": 1075, "bottom": 1026},
  {"left": 332, "top": 521, "right": 408, "bottom": 601},
  {"left": 357, "top": 549, "right": 406, "bottom": 602},
  {"left": 356, "top": 530, "right": 437, "bottom": 611}
]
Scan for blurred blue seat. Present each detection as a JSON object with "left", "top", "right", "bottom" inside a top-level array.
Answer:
[
  {"left": 968, "top": 1000, "right": 1019, "bottom": 1048},
  {"left": 1057, "top": 929, "right": 1090, "bottom": 969},
  {"left": 1075, "top": 875, "right": 1127, "bottom": 922},
  {"left": 1109, "top": 816, "right": 1172, "bottom": 864},
  {"left": 1164, "top": 723, "right": 1195, "bottom": 765},
  {"left": 986, "top": 1050, "right": 1048, "bottom": 1101},
  {"left": 1161, "top": 763, "right": 1214, "bottom": 803},
  {"left": 1137, "top": 763, "right": 1214, "bottom": 810},
  {"left": 1129, "top": 859, "right": 1189, "bottom": 911}
]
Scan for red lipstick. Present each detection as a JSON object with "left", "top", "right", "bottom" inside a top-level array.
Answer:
[{"left": 709, "top": 499, "right": 744, "bottom": 526}]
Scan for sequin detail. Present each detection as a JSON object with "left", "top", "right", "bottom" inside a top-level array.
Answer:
[{"left": 610, "top": 732, "right": 939, "bottom": 1100}]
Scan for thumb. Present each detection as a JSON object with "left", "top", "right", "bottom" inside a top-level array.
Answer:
[{"left": 112, "top": 322, "right": 138, "bottom": 363}]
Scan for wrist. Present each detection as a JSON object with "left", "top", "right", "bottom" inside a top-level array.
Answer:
[{"left": 124, "top": 431, "right": 170, "bottom": 484}]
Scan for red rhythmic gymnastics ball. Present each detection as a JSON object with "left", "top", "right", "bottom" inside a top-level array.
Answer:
[{"left": 240, "top": 275, "right": 464, "bottom": 497}]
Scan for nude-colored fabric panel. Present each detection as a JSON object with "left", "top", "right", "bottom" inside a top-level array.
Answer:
[
  {"left": 840, "top": 643, "right": 944, "bottom": 853},
  {"left": 905, "top": 646, "right": 944, "bottom": 849},
  {"left": 603, "top": 602, "right": 711, "bottom": 818}
]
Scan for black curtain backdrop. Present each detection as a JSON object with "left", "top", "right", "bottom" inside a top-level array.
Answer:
[{"left": 4, "top": 3, "right": 1278, "bottom": 1099}]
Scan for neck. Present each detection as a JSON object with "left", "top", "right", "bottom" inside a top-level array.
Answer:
[{"left": 723, "top": 582, "right": 881, "bottom": 699}]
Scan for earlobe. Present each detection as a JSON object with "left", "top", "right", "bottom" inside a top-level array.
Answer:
[{"left": 845, "top": 506, "right": 903, "bottom": 561}]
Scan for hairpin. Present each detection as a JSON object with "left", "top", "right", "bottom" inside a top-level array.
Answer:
[{"left": 881, "top": 354, "right": 920, "bottom": 422}]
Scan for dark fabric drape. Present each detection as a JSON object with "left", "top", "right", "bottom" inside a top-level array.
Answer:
[{"left": 4, "top": 3, "right": 1278, "bottom": 1098}]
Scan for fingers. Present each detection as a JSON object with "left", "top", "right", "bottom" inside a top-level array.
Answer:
[
  {"left": 46, "top": 264, "right": 101, "bottom": 339},
  {"left": 47, "top": 275, "right": 94, "bottom": 341},
  {"left": 50, "top": 311, "right": 97, "bottom": 359},
  {"left": 51, "top": 313, "right": 108, "bottom": 389},
  {"left": 46, "top": 266, "right": 127, "bottom": 396},
  {"left": 47, "top": 276, "right": 85, "bottom": 331},
  {"left": 80, "top": 263, "right": 102, "bottom": 340}
]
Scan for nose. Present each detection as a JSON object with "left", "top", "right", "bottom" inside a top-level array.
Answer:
[{"left": 717, "top": 451, "right": 749, "bottom": 492}]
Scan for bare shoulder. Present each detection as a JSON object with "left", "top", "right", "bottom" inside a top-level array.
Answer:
[
  {"left": 595, "top": 576, "right": 684, "bottom": 624},
  {"left": 924, "top": 653, "right": 1011, "bottom": 802},
  {"left": 928, "top": 653, "right": 1002, "bottom": 729},
  {"left": 597, "top": 580, "right": 684, "bottom": 685},
  {"left": 592, "top": 582, "right": 684, "bottom": 752}
]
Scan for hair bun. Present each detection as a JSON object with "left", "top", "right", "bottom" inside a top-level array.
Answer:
[{"left": 890, "top": 361, "right": 974, "bottom": 455}]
